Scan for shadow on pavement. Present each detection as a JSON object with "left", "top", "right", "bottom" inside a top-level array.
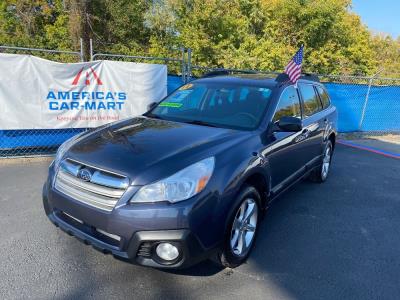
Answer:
[
  {"left": 2, "top": 144, "right": 400, "bottom": 299},
  {"left": 238, "top": 144, "right": 400, "bottom": 299}
]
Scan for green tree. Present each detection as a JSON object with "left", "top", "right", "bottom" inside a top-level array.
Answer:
[{"left": 0, "top": 0, "right": 399, "bottom": 77}]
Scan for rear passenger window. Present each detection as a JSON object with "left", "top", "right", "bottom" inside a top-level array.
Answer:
[
  {"left": 299, "top": 84, "right": 322, "bottom": 117},
  {"left": 316, "top": 86, "right": 331, "bottom": 109},
  {"left": 273, "top": 86, "right": 302, "bottom": 122}
]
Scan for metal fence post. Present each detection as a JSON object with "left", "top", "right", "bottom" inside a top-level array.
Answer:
[
  {"left": 181, "top": 47, "right": 186, "bottom": 83},
  {"left": 89, "top": 39, "right": 93, "bottom": 61},
  {"left": 359, "top": 77, "right": 373, "bottom": 131},
  {"left": 187, "top": 48, "right": 192, "bottom": 82},
  {"left": 80, "top": 38, "right": 84, "bottom": 62},
  {"left": 358, "top": 68, "right": 385, "bottom": 131}
]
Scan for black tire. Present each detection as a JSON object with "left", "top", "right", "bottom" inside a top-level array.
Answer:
[
  {"left": 309, "top": 140, "right": 333, "bottom": 183},
  {"left": 218, "top": 185, "right": 261, "bottom": 268}
]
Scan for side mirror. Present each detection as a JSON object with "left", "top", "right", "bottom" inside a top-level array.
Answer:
[
  {"left": 147, "top": 102, "right": 158, "bottom": 111},
  {"left": 276, "top": 116, "right": 302, "bottom": 132}
]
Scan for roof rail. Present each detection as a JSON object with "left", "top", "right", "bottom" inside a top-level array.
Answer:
[
  {"left": 200, "top": 69, "right": 320, "bottom": 82},
  {"left": 275, "top": 73, "right": 320, "bottom": 83},
  {"left": 301, "top": 73, "right": 320, "bottom": 82},
  {"left": 201, "top": 69, "right": 231, "bottom": 78},
  {"left": 275, "top": 73, "right": 291, "bottom": 83},
  {"left": 201, "top": 68, "right": 261, "bottom": 78}
]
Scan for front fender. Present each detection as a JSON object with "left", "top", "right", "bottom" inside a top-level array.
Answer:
[{"left": 211, "top": 152, "right": 271, "bottom": 241}]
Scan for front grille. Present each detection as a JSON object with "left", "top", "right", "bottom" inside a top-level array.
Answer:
[{"left": 55, "top": 159, "right": 129, "bottom": 212}]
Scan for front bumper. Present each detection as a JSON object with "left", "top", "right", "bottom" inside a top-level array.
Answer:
[{"left": 43, "top": 178, "right": 218, "bottom": 269}]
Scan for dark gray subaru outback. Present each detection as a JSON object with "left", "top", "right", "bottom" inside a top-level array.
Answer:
[{"left": 43, "top": 73, "right": 337, "bottom": 269}]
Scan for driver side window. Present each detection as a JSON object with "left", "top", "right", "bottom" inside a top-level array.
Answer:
[{"left": 273, "top": 86, "right": 302, "bottom": 122}]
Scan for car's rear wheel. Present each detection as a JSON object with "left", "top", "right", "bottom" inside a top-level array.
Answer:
[
  {"left": 309, "top": 140, "right": 333, "bottom": 183},
  {"left": 218, "top": 185, "right": 261, "bottom": 268}
]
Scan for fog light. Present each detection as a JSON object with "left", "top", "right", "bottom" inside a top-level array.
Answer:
[{"left": 155, "top": 242, "right": 179, "bottom": 261}]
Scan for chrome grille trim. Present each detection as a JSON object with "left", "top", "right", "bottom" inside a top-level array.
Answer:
[
  {"left": 55, "top": 176, "right": 118, "bottom": 211},
  {"left": 91, "top": 170, "right": 129, "bottom": 189},
  {"left": 57, "top": 171, "right": 124, "bottom": 198},
  {"left": 60, "top": 159, "right": 129, "bottom": 189},
  {"left": 61, "top": 160, "right": 80, "bottom": 177},
  {"left": 55, "top": 159, "right": 129, "bottom": 212}
]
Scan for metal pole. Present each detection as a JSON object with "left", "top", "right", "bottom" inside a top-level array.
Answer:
[
  {"left": 181, "top": 47, "right": 186, "bottom": 83},
  {"left": 187, "top": 48, "right": 192, "bottom": 82},
  {"left": 80, "top": 38, "right": 84, "bottom": 62},
  {"left": 358, "top": 68, "right": 384, "bottom": 131},
  {"left": 359, "top": 78, "right": 373, "bottom": 131},
  {"left": 89, "top": 39, "right": 93, "bottom": 61}
]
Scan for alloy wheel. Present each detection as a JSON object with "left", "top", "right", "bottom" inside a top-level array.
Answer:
[
  {"left": 230, "top": 198, "right": 258, "bottom": 257},
  {"left": 321, "top": 144, "right": 332, "bottom": 179}
]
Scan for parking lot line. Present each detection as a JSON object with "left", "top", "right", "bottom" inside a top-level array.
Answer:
[{"left": 337, "top": 140, "right": 400, "bottom": 159}]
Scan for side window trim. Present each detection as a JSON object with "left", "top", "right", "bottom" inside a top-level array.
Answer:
[
  {"left": 313, "top": 85, "right": 324, "bottom": 109},
  {"left": 272, "top": 85, "right": 303, "bottom": 122},
  {"left": 315, "top": 85, "right": 331, "bottom": 109},
  {"left": 298, "top": 82, "right": 323, "bottom": 119},
  {"left": 295, "top": 87, "right": 304, "bottom": 120}
]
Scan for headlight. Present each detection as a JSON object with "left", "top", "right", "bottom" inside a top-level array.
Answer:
[
  {"left": 130, "top": 157, "right": 215, "bottom": 204},
  {"left": 54, "top": 131, "right": 86, "bottom": 169}
]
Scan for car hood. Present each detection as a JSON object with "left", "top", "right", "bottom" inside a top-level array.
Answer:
[{"left": 66, "top": 116, "right": 247, "bottom": 185}]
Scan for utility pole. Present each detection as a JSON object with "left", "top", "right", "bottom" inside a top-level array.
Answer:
[
  {"left": 81, "top": 0, "right": 91, "bottom": 62},
  {"left": 68, "top": 0, "right": 91, "bottom": 61}
]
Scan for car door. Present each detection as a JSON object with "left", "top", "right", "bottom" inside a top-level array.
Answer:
[
  {"left": 262, "top": 85, "right": 310, "bottom": 192},
  {"left": 297, "top": 83, "right": 325, "bottom": 167}
]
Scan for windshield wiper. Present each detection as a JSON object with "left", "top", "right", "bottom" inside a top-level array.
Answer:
[
  {"left": 184, "top": 120, "right": 218, "bottom": 128},
  {"left": 144, "top": 112, "right": 163, "bottom": 120}
]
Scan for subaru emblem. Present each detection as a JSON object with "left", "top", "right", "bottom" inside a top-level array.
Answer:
[{"left": 78, "top": 168, "right": 92, "bottom": 182}]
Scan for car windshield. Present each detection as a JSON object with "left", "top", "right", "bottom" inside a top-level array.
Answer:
[{"left": 148, "top": 82, "right": 273, "bottom": 130}]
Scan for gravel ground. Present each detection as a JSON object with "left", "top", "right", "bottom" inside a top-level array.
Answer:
[
  {"left": 339, "top": 133, "right": 400, "bottom": 144},
  {"left": 0, "top": 144, "right": 400, "bottom": 300}
]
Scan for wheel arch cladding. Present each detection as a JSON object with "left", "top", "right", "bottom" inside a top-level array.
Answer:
[{"left": 242, "top": 172, "right": 269, "bottom": 210}]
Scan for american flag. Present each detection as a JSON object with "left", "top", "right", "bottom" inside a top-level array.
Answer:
[{"left": 285, "top": 45, "right": 304, "bottom": 84}]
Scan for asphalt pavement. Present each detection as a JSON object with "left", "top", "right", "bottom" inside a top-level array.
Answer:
[{"left": 0, "top": 144, "right": 399, "bottom": 300}]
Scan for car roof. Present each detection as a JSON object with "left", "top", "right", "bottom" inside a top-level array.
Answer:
[
  {"left": 193, "top": 73, "right": 321, "bottom": 88},
  {"left": 194, "top": 74, "right": 276, "bottom": 86}
]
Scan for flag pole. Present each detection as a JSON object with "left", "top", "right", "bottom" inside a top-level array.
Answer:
[{"left": 295, "top": 44, "right": 304, "bottom": 89}]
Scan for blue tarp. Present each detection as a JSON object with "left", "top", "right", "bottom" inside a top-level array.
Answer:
[
  {"left": 1, "top": 75, "right": 399, "bottom": 151},
  {"left": 167, "top": 75, "right": 184, "bottom": 94},
  {"left": 325, "top": 83, "right": 400, "bottom": 132}
]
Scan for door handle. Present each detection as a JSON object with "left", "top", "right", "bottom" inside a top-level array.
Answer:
[{"left": 301, "top": 128, "right": 311, "bottom": 139}]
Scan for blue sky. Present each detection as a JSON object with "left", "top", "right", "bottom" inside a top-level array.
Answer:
[{"left": 351, "top": 0, "right": 399, "bottom": 38}]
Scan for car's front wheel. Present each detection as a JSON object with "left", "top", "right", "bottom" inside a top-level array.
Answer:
[{"left": 218, "top": 185, "right": 261, "bottom": 268}]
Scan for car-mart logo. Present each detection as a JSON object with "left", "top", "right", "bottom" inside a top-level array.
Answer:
[
  {"left": 46, "top": 65, "right": 127, "bottom": 111},
  {"left": 72, "top": 66, "right": 103, "bottom": 86}
]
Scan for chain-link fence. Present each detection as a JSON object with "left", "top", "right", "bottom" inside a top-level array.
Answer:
[
  {"left": 320, "top": 75, "right": 400, "bottom": 133},
  {"left": 90, "top": 40, "right": 190, "bottom": 83},
  {"left": 0, "top": 41, "right": 84, "bottom": 63},
  {"left": 0, "top": 43, "right": 87, "bottom": 158},
  {"left": 0, "top": 128, "right": 87, "bottom": 158},
  {"left": 1, "top": 44, "right": 399, "bottom": 158}
]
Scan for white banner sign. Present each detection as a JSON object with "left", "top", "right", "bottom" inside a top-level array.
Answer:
[{"left": 0, "top": 54, "right": 167, "bottom": 129}]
